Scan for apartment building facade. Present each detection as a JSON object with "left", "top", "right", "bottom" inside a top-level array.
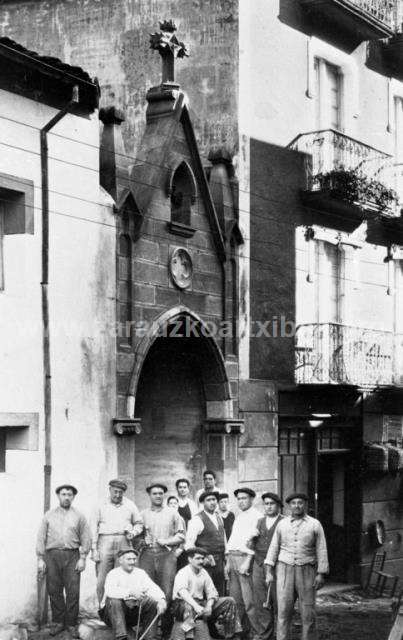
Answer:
[{"left": 0, "top": 0, "right": 402, "bottom": 611}]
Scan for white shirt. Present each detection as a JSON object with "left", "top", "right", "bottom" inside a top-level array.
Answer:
[
  {"left": 173, "top": 565, "right": 218, "bottom": 601},
  {"left": 227, "top": 507, "right": 261, "bottom": 555},
  {"left": 91, "top": 497, "right": 143, "bottom": 544},
  {"left": 102, "top": 566, "right": 165, "bottom": 607},
  {"left": 185, "top": 511, "right": 227, "bottom": 550}
]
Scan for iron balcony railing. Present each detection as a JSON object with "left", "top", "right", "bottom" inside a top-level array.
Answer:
[
  {"left": 288, "top": 129, "right": 402, "bottom": 212},
  {"left": 295, "top": 323, "right": 402, "bottom": 387},
  {"left": 352, "top": 0, "right": 396, "bottom": 29}
]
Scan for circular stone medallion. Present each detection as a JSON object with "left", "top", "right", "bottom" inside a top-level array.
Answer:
[{"left": 169, "top": 247, "right": 193, "bottom": 289}]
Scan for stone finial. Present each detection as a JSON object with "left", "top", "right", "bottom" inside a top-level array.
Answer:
[{"left": 149, "top": 20, "right": 189, "bottom": 84}]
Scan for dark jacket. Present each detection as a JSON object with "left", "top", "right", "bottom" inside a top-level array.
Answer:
[{"left": 254, "top": 514, "right": 283, "bottom": 566}]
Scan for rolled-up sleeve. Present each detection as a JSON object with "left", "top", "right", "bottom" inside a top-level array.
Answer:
[
  {"left": 264, "top": 525, "right": 281, "bottom": 567},
  {"left": 173, "top": 511, "right": 185, "bottom": 541},
  {"left": 79, "top": 515, "right": 92, "bottom": 557},
  {"left": 185, "top": 516, "right": 203, "bottom": 549},
  {"left": 143, "top": 572, "right": 166, "bottom": 603},
  {"left": 130, "top": 504, "right": 144, "bottom": 537},
  {"left": 315, "top": 521, "right": 329, "bottom": 574}
]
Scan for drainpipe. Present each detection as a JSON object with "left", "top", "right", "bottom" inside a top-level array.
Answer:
[{"left": 41, "top": 86, "right": 79, "bottom": 513}]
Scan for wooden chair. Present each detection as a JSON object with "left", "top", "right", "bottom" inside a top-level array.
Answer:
[{"left": 365, "top": 551, "right": 399, "bottom": 597}]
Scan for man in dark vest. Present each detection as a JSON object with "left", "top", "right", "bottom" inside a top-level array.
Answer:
[
  {"left": 185, "top": 491, "right": 226, "bottom": 596},
  {"left": 252, "top": 492, "right": 283, "bottom": 640}
]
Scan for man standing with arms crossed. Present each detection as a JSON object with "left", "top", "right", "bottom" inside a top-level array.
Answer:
[
  {"left": 36, "top": 484, "right": 91, "bottom": 638},
  {"left": 264, "top": 493, "right": 329, "bottom": 640},
  {"left": 91, "top": 479, "right": 143, "bottom": 604}
]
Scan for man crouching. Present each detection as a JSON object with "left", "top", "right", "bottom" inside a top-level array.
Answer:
[
  {"left": 172, "top": 547, "right": 242, "bottom": 640},
  {"left": 99, "top": 548, "right": 167, "bottom": 640}
]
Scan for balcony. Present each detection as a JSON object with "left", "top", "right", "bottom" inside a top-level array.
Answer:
[
  {"left": 295, "top": 323, "right": 401, "bottom": 387},
  {"left": 382, "top": 28, "right": 403, "bottom": 82},
  {"left": 300, "top": 0, "right": 396, "bottom": 43},
  {"left": 288, "top": 129, "right": 401, "bottom": 218}
]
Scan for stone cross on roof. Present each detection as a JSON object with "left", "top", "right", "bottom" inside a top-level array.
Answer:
[{"left": 149, "top": 20, "right": 189, "bottom": 84}]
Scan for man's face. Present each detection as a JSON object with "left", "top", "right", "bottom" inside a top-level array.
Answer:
[
  {"left": 289, "top": 498, "right": 306, "bottom": 517},
  {"left": 218, "top": 497, "right": 229, "bottom": 513},
  {"left": 264, "top": 498, "right": 280, "bottom": 517},
  {"left": 204, "top": 474, "right": 215, "bottom": 490},
  {"left": 177, "top": 482, "right": 189, "bottom": 497},
  {"left": 189, "top": 553, "right": 205, "bottom": 571},
  {"left": 237, "top": 492, "right": 253, "bottom": 511},
  {"left": 57, "top": 489, "right": 75, "bottom": 509},
  {"left": 168, "top": 497, "right": 179, "bottom": 510},
  {"left": 119, "top": 552, "right": 137, "bottom": 572},
  {"left": 109, "top": 486, "right": 124, "bottom": 504},
  {"left": 204, "top": 496, "right": 217, "bottom": 514},
  {"left": 149, "top": 487, "right": 164, "bottom": 506}
]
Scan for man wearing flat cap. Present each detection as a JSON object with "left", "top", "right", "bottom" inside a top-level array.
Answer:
[
  {"left": 139, "top": 482, "right": 185, "bottom": 639},
  {"left": 251, "top": 493, "right": 283, "bottom": 640},
  {"left": 91, "top": 479, "right": 143, "bottom": 604},
  {"left": 265, "top": 493, "right": 329, "bottom": 640},
  {"left": 226, "top": 488, "right": 261, "bottom": 638},
  {"left": 36, "top": 484, "right": 91, "bottom": 637},
  {"left": 185, "top": 491, "right": 227, "bottom": 595},
  {"left": 100, "top": 547, "right": 166, "bottom": 640}
]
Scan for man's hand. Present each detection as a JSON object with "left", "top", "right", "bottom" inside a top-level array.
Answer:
[
  {"left": 91, "top": 549, "right": 100, "bottom": 563},
  {"left": 314, "top": 573, "right": 325, "bottom": 590},
  {"left": 203, "top": 554, "right": 214, "bottom": 567},
  {"left": 239, "top": 558, "right": 251, "bottom": 576},
  {"left": 202, "top": 605, "right": 213, "bottom": 620},
  {"left": 37, "top": 558, "right": 46, "bottom": 579},
  {"left": 75, "top": 558, "right": 86, "bottom": 573},
  {"left": 157, "top": 600, "right": 167, "bottom": 616},
  {"left": 125, "top": 598, "right": 137, "bottom": 609},
  {"left": 265, "top": 569, "right": 274, "bottom": 585},
  {"left": 194, "top": 603, "right": 205, "bottom": 618}
]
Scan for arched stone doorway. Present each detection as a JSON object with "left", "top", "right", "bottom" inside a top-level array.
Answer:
[{"left": 129, "top": 308, "right": 232, "bottom": 510}]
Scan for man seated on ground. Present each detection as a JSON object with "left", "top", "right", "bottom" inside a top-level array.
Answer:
[
  {"left": 172, "top": 547, "right": 242, "bottom": 640},
  {"left": 99, "top": 548, "right": 167, "bottom": 640}
]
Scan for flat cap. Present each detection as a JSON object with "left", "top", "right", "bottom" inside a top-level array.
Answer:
[
  {"left": 285, "top": 492, "right": 308, "bottom": 503},
  {"left": 234, "top": 487, "right": 256, "bottom": 498},
  {"left": 109, "top": 479, "right": 127, "bottom": 491},
  {"left": 218, "top": 493, "right": 229, "bottom": 500},
  {"left": 118, "top": 547, "right": 139, "bottom": 558},
  {"left": 146, "top": 482, "right": 168, "bottom": 493},
  {"left": 199, "top": 490, "right": 220, "bottom": 503},
  {"left": 262, "top": 492, "right": 283, "bottom": 507},
  {"left": 55, "top": 484, "right": 77, "bottom": 495}
]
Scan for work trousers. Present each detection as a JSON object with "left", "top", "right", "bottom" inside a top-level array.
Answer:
[
  {"left": 100, "top": 596, "right": 158, "bottom": 640},
  {"left": 173, "top": 597, "right": 242, "bottom": 639},
  {"left": 45, "top": 549, "right": 81, "bottom": 626},
  {"left": 96, "top": 534, "right": 127, "bottom": 604},
  {"left": 276, "top": 562, "right": 317, "bottom": 640},
  {"left": 138, "top": 548, "right": 176, "bottom": 638},
  {"left": 227, "top": 552, "right": 258, "bottom": 637},
  {"left": 205, "top": 555, "right": 226, "bottom": 597},
  {"left": 251, "top": 562, "right": 275, "bottom": 640}
]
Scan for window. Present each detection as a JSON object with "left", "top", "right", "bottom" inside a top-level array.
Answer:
[
  {"left": 169, "top": 161, "right": 196, "bottom": 230},
  {"left": 394, "top": 97, "right": 403, "bottom": 205},
  {"left": 118, "top": 233, "right": 132, "bottom": 346},
  {"left": 315, "top": 58, "right": 343, "bottom": 131},
  {"left": 0, "top": 429, "right": 5, "bottom": 472},
  {"left": 315, "top": 240, "right": 345, "bottom": 324}
]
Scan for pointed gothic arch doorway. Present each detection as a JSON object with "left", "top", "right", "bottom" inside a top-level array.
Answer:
[{"left": 128, "top": 308, "right": 232, "bottom": 510}]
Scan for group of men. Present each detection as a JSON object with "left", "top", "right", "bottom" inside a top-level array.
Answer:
[{"left": 36, "top": 469, "right": 329, "bottom": 640}]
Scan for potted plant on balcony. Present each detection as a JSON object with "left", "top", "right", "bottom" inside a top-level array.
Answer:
[{"left": 314, "top": 167, "right": 399, "bottom": 215}]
